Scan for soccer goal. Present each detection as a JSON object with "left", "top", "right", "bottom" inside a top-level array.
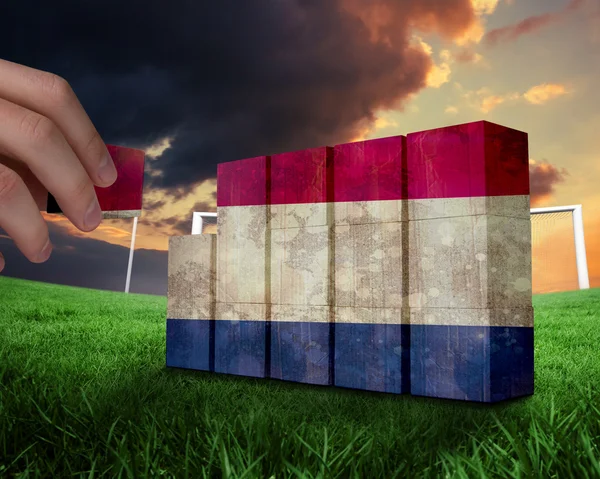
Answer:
[
  {"left": 530, "top": 204, "right": 589, "bottom": 291},
  {"left": 191, "top": 212, "right": 218, "bottom": 235},
  {"left": 191, "top": 205, "right": 591, "bottom": 292}
]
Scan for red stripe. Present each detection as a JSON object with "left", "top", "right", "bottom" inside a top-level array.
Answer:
[
  {"left": 216, "top": 121, "right": 529, "bottom": 207},
  {"left": 271, "top": 147, "right": 332, "bottom": 205},
  {"left": 95, "top": 145, "right": 145, "bottom": 212},
  {"left": 407, "top": 121, "right": 529, "bottom": 199},
  {"left": 216, "top": 156, "right": 270, "bottom": 207},
  {"left": 333, "top": 136, "right": 406, "bottom": 202}
]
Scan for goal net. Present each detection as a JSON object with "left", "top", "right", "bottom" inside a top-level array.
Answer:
[
  {"left": 531, "top": 205, "right": 590, "bottom": 293},
  {"left": 191, "top": 212, "right": 218, "bottom": 235}
]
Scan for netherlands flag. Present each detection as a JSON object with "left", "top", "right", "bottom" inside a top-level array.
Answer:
[{"left": 167, "top": 120, "right": 534, "bottom": 403}]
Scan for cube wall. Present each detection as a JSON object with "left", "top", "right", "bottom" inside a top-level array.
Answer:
[{"left": 166, "top": 120, "right": 533, "bottom": 403}]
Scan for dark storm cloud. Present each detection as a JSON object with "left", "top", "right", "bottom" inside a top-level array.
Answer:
[
  {"left": 0, "top": 0, "right": 479, "bottom": 294},
  {"left": 0, "top": 0, "right": 475, "bottom": 194},
  {"left": 0, "top": 223, "right": 168, "bottom": 296},
  {"left": 144, "top": 199, "right": 167, "bottom": 211},
  {"left": 171, "top": 217, "right": 193, "bottom": 236},
  {"left": 189, "top": 201, "right": 217, "bottom": 216}
]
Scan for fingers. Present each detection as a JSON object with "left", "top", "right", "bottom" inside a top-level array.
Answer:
[
  {"left": 0, "top": 153, "right": 47, "bottom": 210},
  {"left": 0, "top": 58, "right": 117, "bottom": 187},
  {"left": 0, "top": 163, "right": 52, "bottom": 264},
  {"left": 0, "top": 252, "right": 4, "bottom": 273},
  {"left": 0, "top": 96, "right": 103, "bottom": 232}
]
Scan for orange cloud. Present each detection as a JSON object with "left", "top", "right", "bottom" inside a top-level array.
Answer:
[
  {"left": 145, "top": 136, "right": 173, "bottom": 159},
  {"left": 462, "top": 87, "right": 520, "bottom": 113},
  {"left": 480, "top": 94, "right": 510, "bottom": 112},
  {"left": 484, "top": 0, "right": 583, "bottom": 45},
  {"left": 340, "top": 0, "right": 478, "bottom": 47},
  {"left": 43, "top": 212, "right": 131, "bottom": 240},
  {"left": 413, "top": 37, "right": 454, "bottom": 88},
  {"left": 414, "top": 38, "right": 488, "bottom": 88},
  {"left": 529, "top": 159, "right": 569, "bottom": 207},
  {"left": 470, "top": 0, "right": 500, "bottom": 15},
  {"left": 350, "top": 113, "right": 400, "bottom": 142},
  {"left": 523, "top": 83, "right": 569, "bottom": 105},
  {"left": 42, "top": 211, "right": 167, "bottom": 252},
  {"left": 453, "top": 0, "right": 502, "bottom": 46},
  {"left": 461, "top": 82, "right": 570, "bottom": 113}
]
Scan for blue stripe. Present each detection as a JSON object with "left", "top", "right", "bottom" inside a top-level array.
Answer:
[
  {"left": 270, "top": 321, "right": 331, "bottom": 385},
  {"left": 410, "top": 325, "right": 533, "bottom": 402},
  {"left": 166, "top": 319, "right": 533, "bottom": 402},
  {"left": 334, "top": 323, "right": 410, "bottom": 394},
  {"left": 214, "top": 320, "right": 267, "bottom": 378},
  {"left": 166, "top": 319, "right": 213, "bottom": 371}
]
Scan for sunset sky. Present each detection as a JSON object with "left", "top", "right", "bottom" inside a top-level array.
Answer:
[{"left": 0, "top": 0, "right": 598, "bottom": 295}]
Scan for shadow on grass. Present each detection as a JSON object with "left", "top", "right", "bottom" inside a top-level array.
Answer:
[{"left": 85, "top": 362, "right": 535, "bottom": 460}]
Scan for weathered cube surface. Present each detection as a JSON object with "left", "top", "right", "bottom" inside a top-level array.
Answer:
[
  {"left": 406, "top": 121, "right": 529, "bottom": 201},
  {"left": 270, "top": 306, "right": 332, "bottom": 385},
  {"left": 332, "top": 136, "right": 406, "bottom": 202},
  {"left": 268, "top": 147, "right": 333, "bottom": 385},
  {"left": 166, "top": 234, "right": 216, "bottom": 371},
  {"left": 406, "top": 121, "right": 532, "bottom": 401},
  {"left": 214, "top": 303, "right": 268, "bottom": 378},
  {"left": 331, "top": 136, "right": 411, "bottom": 393},
  {"left": 334, "top": 221, "right": 406, "bottom": 309},
  {"left": 407, "top": 215, "right": 532, "bottom": 309},
  {"left": 409, "top": 307, "right": 534, "bottom": 401},
  {"left": 334, "top": 307, "right": 410, "bottom": 393},
  {"left": 216, "top": 205, "right": 269, "bottom": 304},
  {"left": 215, "top": 156, "right": 270, "bottom": 378}
]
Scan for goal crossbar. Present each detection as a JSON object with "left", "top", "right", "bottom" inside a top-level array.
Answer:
[
  {"left": 191, "top": 212, "right": 217, "bottom": 235},
  {"left": 191, "top": 205, "right": 591, "bottom": 290}
]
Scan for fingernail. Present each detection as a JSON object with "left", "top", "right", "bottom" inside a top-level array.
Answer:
[
  {"left": 36, "top": 239, "right": 53, "bottom": 262},
  {"left": 85, "top": 196, "right": 102, "bottom": 230},
  {"left": 98, "top": 152, "right": 117, "bottom": 185}
]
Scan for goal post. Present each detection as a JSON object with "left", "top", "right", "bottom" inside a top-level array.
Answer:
[
  {"left": 530, "top": 204, "right": 590, "bottom": 290},
  {"left": 190, "top": 205, "right": 591, "bottom": 291}
]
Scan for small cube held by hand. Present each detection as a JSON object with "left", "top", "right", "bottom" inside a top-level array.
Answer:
[{"left": 46, "top": 144, "right": 146, "bottom": 218}]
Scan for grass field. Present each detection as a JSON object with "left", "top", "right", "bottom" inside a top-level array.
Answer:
[{"left": 0, "top": 276, "right": 599, "bottom": 478}]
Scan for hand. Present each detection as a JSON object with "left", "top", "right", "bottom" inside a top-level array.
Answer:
[{"left": 0, "top": 58, "right": 117, "bottom": 273}]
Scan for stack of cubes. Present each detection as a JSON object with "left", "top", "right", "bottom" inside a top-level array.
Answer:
[{"left": 166, "top": 120, "right": 534, "bottom": 403}]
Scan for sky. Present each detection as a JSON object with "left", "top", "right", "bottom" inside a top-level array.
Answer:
[{"left": 0, "top": 0, "right": 598, "bottom": 295}]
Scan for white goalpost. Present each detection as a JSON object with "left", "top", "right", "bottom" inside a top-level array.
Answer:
[
  {"left": 125, "top": 216, "right": 138, "bottom": 294},
  {"left": 191, "top": 205, "right": 591, "bottom": 291},
  {"left": 530, "top": 204, "right": 589, "bottom": 290}
]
